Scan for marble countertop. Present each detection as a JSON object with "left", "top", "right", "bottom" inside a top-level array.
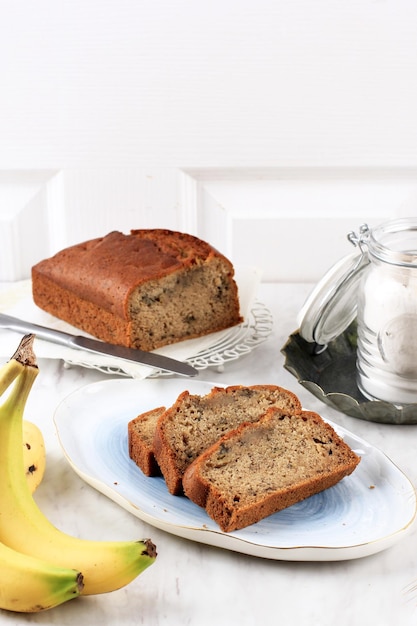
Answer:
[{"left": 1, "top": 281, "right": 417, "bottom": 626}]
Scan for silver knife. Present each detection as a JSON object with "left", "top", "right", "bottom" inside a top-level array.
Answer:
[{"left": 0, "top": 313, "right": 198, "bottom": 377}]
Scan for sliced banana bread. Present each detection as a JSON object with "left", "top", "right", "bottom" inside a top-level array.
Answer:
[
  {"left": 128, "top": 407, "right": 166, "bottom": 476},
  {"left": 183, "top": 407, "right": 361, "bottom": 532},
  {"left": 153, "top": 385, "right": 302, "bottom": 495}
]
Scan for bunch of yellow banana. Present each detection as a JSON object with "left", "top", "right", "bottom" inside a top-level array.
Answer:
[{"left": 0, "top": 334, "right": 157, "bottom": 613}]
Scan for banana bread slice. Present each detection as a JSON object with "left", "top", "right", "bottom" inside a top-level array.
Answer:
[
  {"left": 183, "top": 408, "right": 361, "bottom": 532},
  {"left": 128, "top": 407, "right": 166, "bottom": 477},
  {"left": 153, "top": 385, "right": 302, "bottom": 495}
]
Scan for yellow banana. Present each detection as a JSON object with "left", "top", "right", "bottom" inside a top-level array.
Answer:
[
  {"left": 0, "top": 335, "right": 157, "bottom": 596},
  {"left": 0, "top": 345, "right": 45, "bottom": 492},
  {"left": 23, "top": 419, "right": 46, "bottom": 493},
  {"left": 0, "top": 541, "right": 82, "bottom": 613},
  {"left": 0, "top": 349, "right": 24, "bottom": 395}
]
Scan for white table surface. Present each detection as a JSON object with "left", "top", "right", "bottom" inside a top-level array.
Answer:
[{"left": 1, "top": 281, "right": 417, "bottom": 626}]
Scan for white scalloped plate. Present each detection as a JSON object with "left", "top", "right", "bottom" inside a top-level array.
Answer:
[{"left": 54, "top": 379, "right": 416, "bottom": 561}]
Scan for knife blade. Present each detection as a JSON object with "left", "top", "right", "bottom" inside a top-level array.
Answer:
[{"left": 0, "top": 313, "right": 198, "bottom": 377}]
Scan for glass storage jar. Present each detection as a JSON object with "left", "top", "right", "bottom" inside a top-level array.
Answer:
[
  {"left": 356, "top": 218, "right": 417, "bottom": 404},
  {"left": 297, "top": 217, "right": 417, "bottom": 406}
]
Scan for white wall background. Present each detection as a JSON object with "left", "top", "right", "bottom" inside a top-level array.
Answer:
[{"left": 1, "top": 0, "right": 417, "bottom": 281}]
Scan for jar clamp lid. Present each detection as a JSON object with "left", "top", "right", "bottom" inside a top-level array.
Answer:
[{"left": 297, "top": 225, "right": 370, "bottom": 348}]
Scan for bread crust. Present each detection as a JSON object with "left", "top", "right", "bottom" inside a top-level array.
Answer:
[
  {"left": 152, "top": 391, "right": 192, "bottom": 495},
  {"left": 182, "top": 408, "right": 360, "bottom": 532},
  {"left": 128, "top": 407, "right": 166, "bottom": 477}
]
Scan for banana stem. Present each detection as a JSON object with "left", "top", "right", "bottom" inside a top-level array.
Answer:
[
  {"left": 0, "top": 360, "right": 24, "bottom": 396},
  {"left": 0, "top": 365, "right": 39, "bottom": 422},
  {"left": 10, "top": 334, "right": 38, "bottom": 369},
  {"left": 0, "top": 335, "right": 37, "bottom": 398}
]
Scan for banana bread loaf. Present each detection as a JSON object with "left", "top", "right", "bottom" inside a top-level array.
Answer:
[
  {"left": 153, "top": 385, "right": 302, "bottom": 495},
  {"left": 183, "top": 408, "right": 361, "bottom": 532},
  {"left": 128, "top": 407, "right": 166, "bottom": 477},
  {"left": 32, "top": 229, "right": 243, "bottom": 351}
]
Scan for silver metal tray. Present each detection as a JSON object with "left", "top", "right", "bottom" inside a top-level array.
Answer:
[{"left": 281, "top": 321, "right": 417, "bottom": 424}]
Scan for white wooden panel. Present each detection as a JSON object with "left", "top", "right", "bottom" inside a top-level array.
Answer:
[
  {"left": 0, "top": 168, "right": 183, "bottom": 280},
  {"left": 3, "top": 2, "right": 417, "bottom": 282},
  {"left": 54, "top": 169, "right": 181, "bottom": 248},
  {"left": 0, "top": 1, "right": 417, "bottom": 168},
  {"left": 0, "top": 171, "right": 56, "bottom": 280},
  {"left": 3, "top": 167, "right": 417, "bottom": 282},
  {"left": 183, "top": 168, "right": 417, "bottom": 281}
]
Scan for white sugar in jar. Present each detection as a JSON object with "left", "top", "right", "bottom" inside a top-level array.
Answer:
[{"left": 356, "top": 218, "right": 417, "bottom": 404}]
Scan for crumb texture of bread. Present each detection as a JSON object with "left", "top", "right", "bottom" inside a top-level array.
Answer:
[
  {"left": 153, "top": 385, "right": 302, "bottom": 495},
  {"left": 128, "top": 407, "right": 166, "bottom": 477},
  {"left": 31, "top": 229, "right": 242, "bottom": 351},
  {"left": 182, "top": 408, "right": 361, "bottom": 532}
]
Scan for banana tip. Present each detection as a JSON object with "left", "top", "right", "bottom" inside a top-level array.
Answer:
[{"left": 142, "top": 539, "right": 157, "bottom": 560}]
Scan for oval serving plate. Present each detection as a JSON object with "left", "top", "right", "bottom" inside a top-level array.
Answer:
[{"left": 54, "top": 378, "right": 416, "bottom": 562}]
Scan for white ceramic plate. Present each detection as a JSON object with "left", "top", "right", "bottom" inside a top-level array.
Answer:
[{"left": 54, "top": 379, "right": 417, "bottom": 561}]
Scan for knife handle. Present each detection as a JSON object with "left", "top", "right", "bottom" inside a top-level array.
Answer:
[{"left": 0, "top": 313, "right": 74, "bottom": 348}]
